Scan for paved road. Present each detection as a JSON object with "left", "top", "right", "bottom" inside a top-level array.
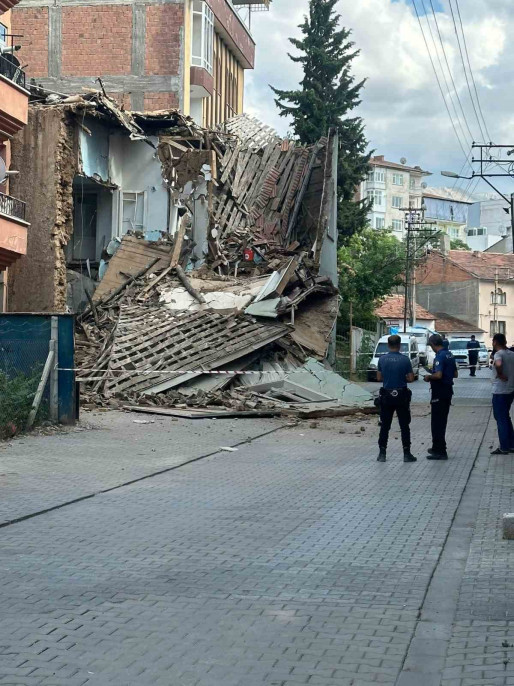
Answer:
[{"left": 0, "top": 374, "right": 513, "bottom": 685}]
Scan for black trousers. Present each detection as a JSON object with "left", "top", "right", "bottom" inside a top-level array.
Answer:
[
  {"left": 430, "top": 394, "right": 452, "bottom": 454},
  {"left": 469, "top": 353, "right": 478, "bottom": 376},
  {"left": 379, "top": 402, "right": 411, "bottom": 450}
]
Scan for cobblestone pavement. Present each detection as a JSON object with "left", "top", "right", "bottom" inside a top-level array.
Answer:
[
  {"left": 0, "top": 370, "right": 506, "bottom": 686},
  {"left": 0, "top": 412, "right": 286, "bottom": 524}
]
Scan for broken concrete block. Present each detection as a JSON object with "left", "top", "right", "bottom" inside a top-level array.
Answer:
[{"left": 503, "top": 514, "right": 514, "bottom": 540}]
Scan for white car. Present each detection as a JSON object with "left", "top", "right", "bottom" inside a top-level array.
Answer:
[
  {"left": 368, "top": 334, "right": 420, "bottom": 382},
  {"left": 478, "top": 343, "right": 489, "bottom": 368}
]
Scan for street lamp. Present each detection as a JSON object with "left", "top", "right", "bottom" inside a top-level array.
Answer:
[{"left": 440, "top": 169, "right": 514, "bottom": 253}]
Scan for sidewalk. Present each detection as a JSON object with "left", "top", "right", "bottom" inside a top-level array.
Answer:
[{"left": 0, "top": 393, "right": 506, "bottom": 685}]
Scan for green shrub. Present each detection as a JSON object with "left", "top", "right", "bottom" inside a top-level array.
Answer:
[{"left": 0, "top": 369, "right": 45, "bottom": 439}]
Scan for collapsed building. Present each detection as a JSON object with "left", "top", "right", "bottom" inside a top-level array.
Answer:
[{"left": 8, "top": 89, "right": 373, "bottom": 417}]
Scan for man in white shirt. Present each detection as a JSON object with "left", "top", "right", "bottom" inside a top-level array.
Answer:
[{"left": 491, "top": 333, "right": 514, "bottom": 455}]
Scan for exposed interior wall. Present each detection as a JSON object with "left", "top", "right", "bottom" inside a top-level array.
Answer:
[
  {"left": 109, "top": 134, "right": 168, "bottom": 239},
  {"left": 8, "top": 107, "right": 77, "bottom": 311}
]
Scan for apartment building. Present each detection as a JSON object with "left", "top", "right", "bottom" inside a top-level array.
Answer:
[
  {"left": 0, "top": 0, "right": 29, "bottom": 308},
  {"left": 359, "top": 155, "right": 431, "bottom": 240},
  {"left": 422, "top": 187, "right": 472, "bottom": 243},
  {"left": 12, "top": 0, "right": 264, "bottom": 125}
]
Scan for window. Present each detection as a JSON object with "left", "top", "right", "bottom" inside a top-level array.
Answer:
[
  {"left": 192, "top": 0, "right": 214, "bottom": 74},
  {"left": 392, "top": 219, "right": 403, "bottom": 232},
  {"left": 409, "top": 177, "right": 416, "bottom": 190},
  {"left": 392, "top": 173, "right": 404, "bottom": 186},
  {"left": 119, "top": 191, "right": 146, "bottom": 236},
  {"left": 490, "top": 320, "right": 506, "bottom": 336},
  {"left": 468, "top": 227, "right": 488, "bottom": 237},
  {"left": 375, "top": 217, "right": 385, "bottom": 229},
  {"left": 449, "top": 226, "right": 459, "bottom": 238},
  {"left": 491, "top": 289, "right": 507, "bottom": 306},
  {"left": 0, "top": 23, "right": 7, "bottom": 47},
  {"left": 368, "top": 189, "right": 383, "bottom": 207},
  {"left": 368, "top": 169, "right": 385, "bottom": 183},
  {"left": 392, "top": 196, "right": 402, "bottom": 209}
]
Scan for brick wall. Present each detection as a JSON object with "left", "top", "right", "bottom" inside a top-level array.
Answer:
[
  {"left": 62, "top": 6, "right": 132, "bottom": 76},
  {"left": 416, "top": 252, "right": 472, "bottom": 286},
  {"left": 145, "top": 4, "right": 182, "bottom": 76},
  {"left": 11, "top": 7, "right": 49, "bottom": 78},
  {"left": 143, "top": 92, "right": 179, "bottom": 111}
]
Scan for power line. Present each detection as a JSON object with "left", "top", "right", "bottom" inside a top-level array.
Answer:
[
  {"left": 448, "top": 0, "right": 487, "bottom": 142},
  {"left": 410, "top": 0, "right": 471, "bottom": 162},
  {"left": 421, "top": 0, "right": 473, "bottom": 149},
  {"left": 454, "top": 0, "right": 492, "bottom": 143},
  {"left": 427, "top": 0, "right": 474, "bottom": 145}
]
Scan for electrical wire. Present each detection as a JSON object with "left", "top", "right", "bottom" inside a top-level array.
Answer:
[
  {"left": 448, "top": 0, "right": 487, "bottom": 142},
  {"left": 411, "top": 0, "right": 471, "bottom": 163},
  {"left": 426, "top": 0, "right": 474, "bottom": 144},
  {"left": 455, "top": 0, "right": 492, "bottom": 143}
]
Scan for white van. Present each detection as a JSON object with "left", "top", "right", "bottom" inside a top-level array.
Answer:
[
  {"left": 367, "top": 334, "right": 420, "bottom": 382},
  {"left": 399, "top": 326, "right": 435, "bottom": 366}
]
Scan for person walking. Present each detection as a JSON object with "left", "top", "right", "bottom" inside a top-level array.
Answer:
[
  {"left": 376, "top": 335, "right": 417, "bottom": 463},
  {"left": 423, "top": 334, "right": 458, "bottom": 460},
  {"left": 490, "top": 333, "right": 514, "bottom": 455},
  {"left": 467, "top": 334, "right": 480, "bottom": 377}
]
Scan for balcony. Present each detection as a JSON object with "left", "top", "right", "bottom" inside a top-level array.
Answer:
[
  {"left": 0, "top": 54, "right": 29, "bottom": 140},
  {"left": 0, "top": 192, "right": 28, "bottom": 268}
]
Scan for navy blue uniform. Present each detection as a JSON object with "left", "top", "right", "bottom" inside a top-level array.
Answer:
[
  {"left": 467, "top": 339, "right": 480, "bottom": 376},
  {"left": 430, "top": 349, "right": 457, "bottom": 455},
  {"left": 377, "top": 352, "right": 413, "bottom": 451}
]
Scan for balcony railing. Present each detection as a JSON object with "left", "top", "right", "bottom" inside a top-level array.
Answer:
[
  {"left": 0, "top": 192, "right": 26, "bottom": 222},
  {"left": 0, "top": 53, "right": 26, "bottom": 89}
]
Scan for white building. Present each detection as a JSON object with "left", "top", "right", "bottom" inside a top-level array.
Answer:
[
  {"left": 466, "top": 197, "right": 510, "bottom": 251},
  {"left": 359, "top": 155, "right": 431, "bottom": 240}
]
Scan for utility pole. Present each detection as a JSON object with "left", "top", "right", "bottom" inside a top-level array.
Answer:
[
  {"left": 401, "top": 205, "right": 438, "bottom": 330},
  {"left": 494, "top": 268, "right": 499, "bottom": 335}
]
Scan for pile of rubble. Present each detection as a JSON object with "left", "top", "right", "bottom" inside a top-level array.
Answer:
[
  {"left": 76, "top": 233, "right": 373, "bottom": 419},
  {"left": 74, "top": 105, "right": 374, "bottom": 419}
]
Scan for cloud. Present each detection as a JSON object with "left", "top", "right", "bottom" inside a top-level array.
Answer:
[{"left": 244, "top": 0, "right": 511, "bottom": 190}]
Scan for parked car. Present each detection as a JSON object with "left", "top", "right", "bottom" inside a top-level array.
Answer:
[
  {"left": 479, "top": 343, "right": 489, "bottom": 368},
  {"left": 448, "top": 339, "right": 471, "bottom": 367},
  {"left": 367, "top": 334, "right": 420, "bottom": 382},
  {"left": 399, "top": 326, "right": 436, "bottom": 366}
]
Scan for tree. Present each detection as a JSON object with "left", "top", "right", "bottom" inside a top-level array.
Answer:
[
  {"left": 338, "top": 229, "right": 406, "bottom": 325},
  {"left": 450, "top": 238, "right": 470, "bottom": 251},
  {"left": 270, "top": 0, "right": 371, "bottom": 242}
]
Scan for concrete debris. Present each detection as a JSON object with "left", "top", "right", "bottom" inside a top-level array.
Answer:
[{"left": 43, "top": 89, "right": 372, "bottom": 419}]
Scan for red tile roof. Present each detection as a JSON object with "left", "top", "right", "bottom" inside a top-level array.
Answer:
[
  {"left": 444, "top": 250, "right": 514, "bottom": 280},
  {"left": 375, "top": 295, "right": 435, "bottom": 320},
  {"left": 433, "top": 312, "right": 485, "bottom": 334}
]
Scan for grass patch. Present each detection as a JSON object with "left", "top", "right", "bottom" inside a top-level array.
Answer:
[{"left": 0, "top": 369, "right": 46, "bottom": 439}]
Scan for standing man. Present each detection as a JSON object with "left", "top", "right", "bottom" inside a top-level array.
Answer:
[
  {"left": 376, "top": 335, "right": 417, "bottom": 463},
  {"left": 490, "top": 333, "right": 514, "bottom": 455},
  {"left": 423, "top": 334, "right": 458, "bottom": 460},
  {"left": 467, "top": 335, "right": 480, "bottom": 377}
]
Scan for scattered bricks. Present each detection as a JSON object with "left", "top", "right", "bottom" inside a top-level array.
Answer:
[{"left": 503, "top": 513, "right": 514, "bottom": 539}]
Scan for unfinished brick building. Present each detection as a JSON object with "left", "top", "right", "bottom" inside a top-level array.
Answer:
[{"left": 12, "top": 0, "right": 263, "bottom": 124}]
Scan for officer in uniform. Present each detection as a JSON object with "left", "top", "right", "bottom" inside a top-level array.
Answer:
[
  {"left": 466, "top": 334, "right": 480, "bottom": 377},
  {"left": 376, "top": 334, "right": 417, "bottom": 463},
  {"left": 423, "top": 333, "right": 458, "bottom": 460}
]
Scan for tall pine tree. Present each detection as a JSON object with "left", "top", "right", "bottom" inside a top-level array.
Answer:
[{"left": 271, "top": 0, "right": 371, "bottom": 241}]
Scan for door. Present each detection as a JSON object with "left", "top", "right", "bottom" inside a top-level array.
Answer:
[{"left": 72, "top": 193, "right": 98, "bottom": 261}]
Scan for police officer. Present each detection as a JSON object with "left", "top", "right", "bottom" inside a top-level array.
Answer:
[
  {"left": 376, "top": 334, "right": 417, "bottom": 463},
  {"left": 466, "top": 334, "right": 480, "bottom": 377},
  {"left": 423, "top": 333, "right": 458, "bottom": 460}
]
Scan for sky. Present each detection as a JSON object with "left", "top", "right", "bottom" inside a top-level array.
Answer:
[{"left": 243, "top": 0, "right": 514, "bottom": 194}]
